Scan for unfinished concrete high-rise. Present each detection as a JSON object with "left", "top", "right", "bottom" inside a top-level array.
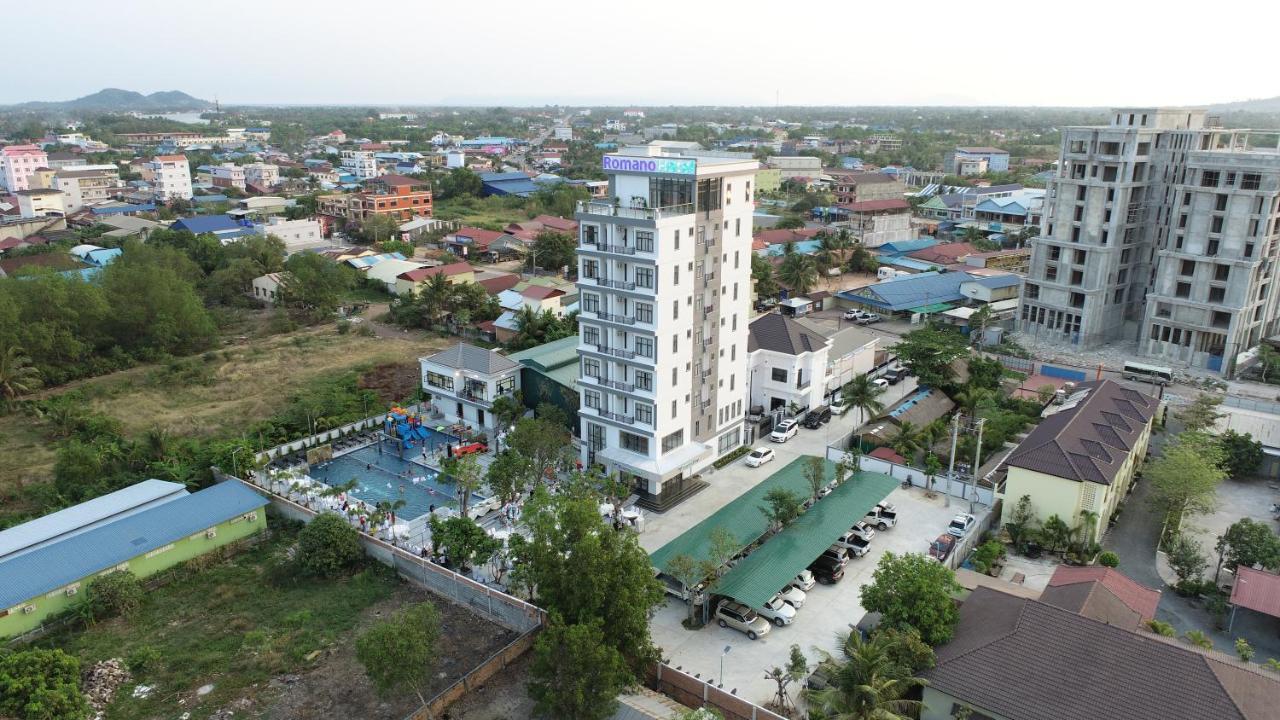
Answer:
[{"left": 1019, "top": 108, "right": 1280, "bottom": 375}]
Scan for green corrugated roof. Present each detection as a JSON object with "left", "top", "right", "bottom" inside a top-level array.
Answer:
[
  {"left": 714, "top": 470, "right": 898, "bottom": 608},
  {"left": 649, "top": 456, "right": 818, "bottom": 574},
  {"left": 507, "top": 336, "right": 580, "bottom": 389},
  {"left": 909, "top": 302, "right": 954, "bottom": 313}
]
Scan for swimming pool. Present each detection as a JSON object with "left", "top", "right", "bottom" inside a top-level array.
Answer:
[{"left": 309, "top": 443, "right": 486, "bottom": 520}]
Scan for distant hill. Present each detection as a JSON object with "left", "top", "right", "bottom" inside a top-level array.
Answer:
[
  {"left": 4, "top": 88, "right": 212, "bottom": 112},
  {"left": 1209, "top": 96, "right": 1280, "bottom": 113}
]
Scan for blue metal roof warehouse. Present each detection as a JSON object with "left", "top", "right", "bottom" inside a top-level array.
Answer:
[
  {"left": 0, "top": 481, "right": 266, "bottom": 609},
  {"left": 479, "top": 172, "right": 540, "bottom": 197},
  {"left": 838, "top": 271, "right": 976, "bottom": 312}
]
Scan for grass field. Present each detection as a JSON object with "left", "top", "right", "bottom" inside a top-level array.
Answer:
[
  {"left": 0, "top": 319, "right": 453, "bottom": 524},
  {"left": 432, "top": 196, "right": 531, "bottom": 230}
]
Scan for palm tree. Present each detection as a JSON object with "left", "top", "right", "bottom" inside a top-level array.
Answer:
[
  {"left": 490, "top": 392, "right": 525, "bottom": 450},
  {"left": 0, "top": 345, "right": 41, "bottom": 409},
  {"left": 815, "top": 234, "right": 848, "bottom": 278},
  {"left": 806, "top": 632, "right": 926, "bottom": 720},
  {"left": 953, "top": 386, "right": 993, "bottom": 416},
  {"left": 420, "top": 273, "right": 451, "bottom": 327},
  {"left": 960, "top": 226, "right": 985, "bottom": 244},
  {"left": 777, "top": 253, "right": 818, "bottom": 296},
  {"left": 842, "top": 374, "right": 886, "bottom": 427},
  {"left": 888, "top": 421, "right": 923, "bottom": 461}
]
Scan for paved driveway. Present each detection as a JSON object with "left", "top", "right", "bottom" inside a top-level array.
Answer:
[{"left": 649, "top": 484, "right": 965, "bottom": 707}]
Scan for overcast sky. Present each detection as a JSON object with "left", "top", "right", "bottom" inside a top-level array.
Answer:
[{"left": 7, "top": 0, "right": 1278, "bottom": 108}]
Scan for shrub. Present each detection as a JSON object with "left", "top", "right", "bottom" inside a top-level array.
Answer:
[
  {"left": 1145, "top": 619, "right": 1175, "bottom": 637},
  {"left": 0, "top": 649, "right": 91, "bottom": 720},
  {"left": 127, "top": 645, "right": 162, "bottom": 675},
  {"left": 87, "top": 570, "right": 144, "bottom": 620},
  {"left": 1098, "top": 551, "right": 1120, "bottom": 568},
  {"left": 336, "top": 318, "right": 352, "bottom": 335},
  {"left": 1184, "top": 629, "right": 1214, "bottom": 650},
  {"left": 296, "top": 513, "right": 364, "bottom": 578}
]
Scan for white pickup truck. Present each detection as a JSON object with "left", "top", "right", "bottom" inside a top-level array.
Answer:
[{"left": 864, "top": 501, "right": 898, "bottom": 530}]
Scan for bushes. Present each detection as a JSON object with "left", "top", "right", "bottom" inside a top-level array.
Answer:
[
  {"left": 0, "top": 648, "right": 91, "bottom": 720},
  {"left": 1145, "top": 619, "right": 1175, "bottom": 637},
  {"left": 296, "top": 513, "right": 364, "bottom": 578},
  {"left": 714, "top": 445, "right": 751, "bottom": 469},
  {"left": 971, "top": 540, "right": 1006, "bottom": 575},
  {"left": 86, "top": 570, "right": 144, "bottom": 620},
  {"left": 1098, "top": 551, "right": 1120, "bottom": 568}
]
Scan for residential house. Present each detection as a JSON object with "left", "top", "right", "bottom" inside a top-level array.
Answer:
[
  {"left": 442, "top": 226, "right": 508, "bottom": 259},
  {"left": 0, "top": 252, "right": 82, "bottom": 278},
  {"left": 828, "top": 170, "right": 906, "bottom": 205},
  {"left": 1040, "top": 565, "right": 1161, "bottom": 630},
  {"left": 0, "top": 145, "right": 48, "bottom": 191},
  {"left": 963, "top": 247, "right": 1032, "bottom": 274},
  {"left": 747, "top": 312, "right": 831, "bottom": 415},
  {"left": 318, "top": 174, "right": 433, "bottom": 226},
  {"left": 364, "top": 258, "right": 426, "bottom": 292},
  {"left": 340, "top": 150, "right": 378, "bottom": 180},
  {"left": 916, "top": 184, "right": 1025, "bottom": 223},
  {"left": 252, "top": 272, "right": 288, "bottom": 304},
  {"left": 394, "top": 261, "right": 475, "bottom": 296},
  {"left": 945, "top": 146, "right": 1010, "bottom": 174},
  {"left": 54, "top": 168, "right": 122, "bottom": 213},
  {"left": 908, "top": 242, "right": 979, "bottom": 267},
  {"left": 258, "top": 217, "right": 325, "bottom": 254},
  {"left": 46, "top": 151, "right": 87, "bottom": 171},
  {"left": 841, "top": 198, "right": 914, "bottom": 248},
  {"left": 765, "top": 156, "right": 822, "bottom": 183},
  {"left": 795, "top": 319, "right": 879, "bottom": 397},
  {"left": 419, "top": 343, "right": 521, "bottom": 435},
  {"left": 147, "top": 155, "right": 193, "bottom": 201},
  {"left": 170, "top": 215, "right": 257, "bottom": 243},
  {"left": 1000, "top": 379, "right": 1157, "bottom": 543},
  {"left": 15, "top": 189, "right": 64, "bottom": 218},
  {"left": 862, "top": 387, "right": 956, "bottom": 446},
  {"left": 920, "top": 585, "right": 1280, "bottom": 720},
  {"left": 959, "top": 274, "right": 1020, "bottom": 303},
  {"left": 242, "top": 162, "right": 280, "bottom": 190},
  {"left": 0, "top": 480, "right": 266, "bottom": 638},
  {"left": 210, "top": 163, "right": 246, "bottom": 191},
  {"left": 838, "top": 271, "right": 975, "bottom": 316}
]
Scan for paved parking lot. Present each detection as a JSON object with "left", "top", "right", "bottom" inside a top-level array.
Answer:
[
  {"left": 649, "top": 483, "right": 966, "bottom": 707},
  {"left": 640, "top": 377, "right": 920, "bottom": 554}
]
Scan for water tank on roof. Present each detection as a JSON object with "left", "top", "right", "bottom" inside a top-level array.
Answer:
[{"left": 982, "top": 326, "right": 1004, "bottom": 347}]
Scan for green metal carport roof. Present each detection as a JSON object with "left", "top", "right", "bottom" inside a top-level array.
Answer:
[
  {"left": 714, "top": 471, "right": 898, "bottom": 608},
  {"left": 649, "top": 456, "right": 818, "bottom": 574}
]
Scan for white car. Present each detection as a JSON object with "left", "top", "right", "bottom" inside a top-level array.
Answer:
[
  {"left": 770, "top": 419, "right": 799, "bottom": 443},
  {"left": 757, "top": 594, "right": 798, "bottom": 627},
  {"left": 830, "top": 397, "right": 850, "bottom": 415},
  {"left": 779, "top": 584, "right": 807, "bottom": 609},
  {"left": 793, "top": 569, "right": 816, "bottom": 591},
  {"left": 833, "top": 531, "right": 871, "bottom": 557},
  {"left": 871, "top": 378, "right": 890, "bottom": 390},
  {"left": 847, "top": 520, "right": 877, "bottom": 542},
  {"left": 947, "top": 513, "right": 977, "bottom": 537},
  {"left": 745, "top": 447, "right": 776, "bottom": 467},
  {"left": 842, "top": 309, "right": 864, "bottom": 321}
]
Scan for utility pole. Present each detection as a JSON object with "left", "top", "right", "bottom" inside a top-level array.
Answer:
[
  {"left": 969, "top": 418, "right": 986, "bottom": 513},
  {"left": 944, "top": 412, "right": 961, "bottom": 507}
]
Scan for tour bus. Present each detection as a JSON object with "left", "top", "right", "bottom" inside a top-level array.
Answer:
[{"left": 1122, "top": 361, "right": 1173, "bottom": 386}]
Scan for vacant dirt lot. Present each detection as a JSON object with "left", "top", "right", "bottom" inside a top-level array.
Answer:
[{"left": 264, "top": 585, "right": 518, "bottom": 720}]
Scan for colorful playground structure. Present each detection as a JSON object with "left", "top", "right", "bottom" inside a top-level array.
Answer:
[{"left": 384, "top": 406, "right": 434, "bottom": 449}]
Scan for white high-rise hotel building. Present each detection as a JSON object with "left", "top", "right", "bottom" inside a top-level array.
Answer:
[{"left": 576, "top": 146, "right": 758, "bottom": 509}]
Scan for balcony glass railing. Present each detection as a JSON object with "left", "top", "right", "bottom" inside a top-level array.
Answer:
[
  {"left": 597, "top": 409, "right": 636, "bottom": 424},
  {"left": 577, "top": 200, "right": 695, "bottom": 220}
]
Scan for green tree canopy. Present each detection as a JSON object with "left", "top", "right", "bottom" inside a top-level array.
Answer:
[
  {"left": 278, "top": 252, "right": 355, "bottom": 323},
  {"left": 860, "top": 552, "right": 962, "bottom": 645},
  {"left": 1218, "top": 430, "right": 1263, "bottom": 479},
  {"left": 0, "top": 649, "right": 91, "bottom": 720},
  {"left": 530, "top": 230, "right": 576, "bottom": 272},
  {"left": 528, "top": 615, "right": 632, "bottom": 720},
  {"left": 296, "top": 512, "right": 364, "bottom": 578},
  {"left": 891, "top": 325, "right": 970, "bottom": 388},
  {"left": 355, "top": 601, "right": 441, "bottom": 704},
  {"left": 1147, "top": 432, "right": 1227, "bottom": 537},
  {"left": 1214, "top": 518, "right": 1280, "bottom": 580}
]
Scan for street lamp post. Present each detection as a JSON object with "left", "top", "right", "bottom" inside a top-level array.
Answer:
[
  {"left": 720, "top": 645, "right": 732, "bottom": 687},
  {"left": 231, "top": 446, "right": 246, "bottom": 479}
]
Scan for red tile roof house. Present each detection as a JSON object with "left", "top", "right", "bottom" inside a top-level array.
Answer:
[
  {"left": 907, "top": 241, "right": 979, "bottom": 265},
  {"left": 1039, "top": 565, "right": 1161, "bottom": 630},
  {"left": 393, "top": 261, "right": 474, "bottom": 295}
]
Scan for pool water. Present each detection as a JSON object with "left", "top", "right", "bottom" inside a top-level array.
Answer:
[{"left": 309, "top": 443, "right": 485, "bottom": 520}]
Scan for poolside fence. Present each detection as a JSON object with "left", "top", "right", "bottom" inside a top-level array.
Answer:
[
  {"left": 253, "top": 403, "right": 427, "bottom": 466},
  {"left": 823, "top": 440, "right": 997, "bottom": 506}
]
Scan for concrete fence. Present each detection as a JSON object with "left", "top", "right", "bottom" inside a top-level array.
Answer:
[
  {"left": 405, "top": 627, "right": 541, "bottom": 720},
  {"left": 649, "top": 663, "right": 787, "bottom": 720},
  {"left": 823, "top": 447, "right": 996, "bottom": 506}
]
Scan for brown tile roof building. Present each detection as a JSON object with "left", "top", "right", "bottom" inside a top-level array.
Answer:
[
  {"left": 1040, "top": 565, "right": 1161, "bottom": 629},
  {"left": 1005, "top": 379, "right": 1156, "bottom": 485},
  {"left": 925, "top": 586, "right": 1280, "bottom": 720},
  {"left": 907, "top": 242, "right": 979, "bottom": 265},
  {"left": 746, "top": 312, "right": 828, "bottom": 355}
]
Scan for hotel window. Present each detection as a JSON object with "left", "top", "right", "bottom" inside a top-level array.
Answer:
[
  {"left": 584, "top": 390, "right": 601, "bottom": 409},
  {"left": 583, "top": 259, "right": 599, "bottom": 279},
  {"left": 635, "top": 231, "right": 654, "bottom": 252},
  {"left": 673, "top": 265, "right": 679, "bottom": 285},
  {"left": 583, "top": 358, "right": 600, "bottom": 378},
  {"left": 635, "top": 370, "right": 653, "bottom": 391},
  {"left": 635, "top": 303, "right": 653, "bottom": 323},
  {"left": 662, "top": 430, "right": 684, "bottom": 453},
  {"left": 771, "top": 368, "right": 788, "bottom": 383},
  {"left": 582, "top": 293, "right": 599, "bottom": 313},
  {"left": 672, "top": 300, "right": 679, "bottom": 320},
  {"left": 635, "top": 404, "right": 654, "bottom": 425},
  {"left": 636, "top": 267, "right": 654, "bottom": 288},
  {"left": 583, "top": 326, "right": 600, "bottom": 346},
  {"left": 425, "top": 372, "right": 453, "bottom": 390},
  {"left": 620, "top": 431, "right": 649, "bottom": 454},
  {"left": 635, "top": 336, "right": 654, "bottom": 357},
  {"left": 673, "top": 229, "right": 680, "bottom": 250}
]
